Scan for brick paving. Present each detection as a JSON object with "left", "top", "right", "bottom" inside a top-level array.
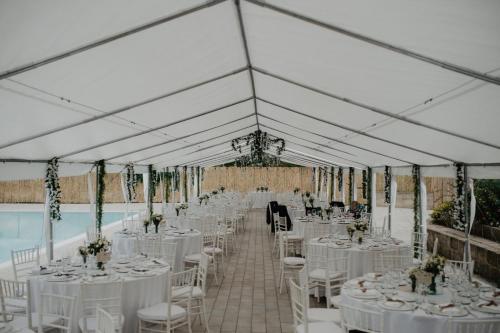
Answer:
[{"left": 188, "top": 208, "right": 295, "bottom": 333}]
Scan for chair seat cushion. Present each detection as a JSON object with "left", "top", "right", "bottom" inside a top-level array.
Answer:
[
  {"left": 283, "top": 257, "right": 306, "bottom": 266},
  {"left": 172, "top": 286, "right": 203, "bottom": 299},
  {"left": 27, "top": 312, "right": 63, "bottom": 328},
  {"left": 296, "top": 321, "right": 343, "bottom": 333},
  {"left": 329, "top": 295, "right": 342, "bottom": 308},
  {"left": 287, "top": 235, "right": 304, "bottom": 241},
  {"left": 184, "top": 253, "right": 201, "bottom": 262},
  {"left": 309, "top": 269, "right": 344, "bottom": 280},
  {"left": 308, "top": 308, "right": 341, "bottom": 324},
  {"left": 204, "top": 247, "right": 223, "bottom": 254},
  {"left": 4, "top": 297, "right": 27, "bottom": 313},
  {"left": 137, "top": 303, "right": 186, "bottom": 321},
  {"left": 78, "top": 314, "right": 124, "bottom": 332}
]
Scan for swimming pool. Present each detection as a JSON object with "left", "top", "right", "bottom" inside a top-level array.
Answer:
[{"left": 0, "top": 211, "right": 126, "bottom": 264}]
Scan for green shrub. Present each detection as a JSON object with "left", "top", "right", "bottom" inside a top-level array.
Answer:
[
  {"left": 474, "top": 180, "right": 500, "bottom": 227},
  {"left": 430, "top": 200, "right": 454, "bottom": 228}
]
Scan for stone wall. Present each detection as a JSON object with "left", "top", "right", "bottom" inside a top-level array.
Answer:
[{"left": 427, "top": 224, "right": 500, "bottom": 285}]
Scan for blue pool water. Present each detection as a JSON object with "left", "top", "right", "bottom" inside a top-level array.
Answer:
[{"left": 0, "top": 211, "right": 126, "bottom": 264}]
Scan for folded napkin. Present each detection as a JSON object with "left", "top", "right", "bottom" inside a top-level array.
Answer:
[
  {"left": 386, "top": 297, "right": 405, "bottom": 304},
  {"left": 438, "top": 303, "right": 455, "bottom": 310},
  {"left": 479, "top": 300, "right": 498, "bottom": 308}
]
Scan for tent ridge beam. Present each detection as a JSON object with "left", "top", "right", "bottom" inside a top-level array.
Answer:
[
  {"left": 106, "top": 113, "right": 255, "bottom": 161},
  {"left": 258, "top": 113, "right": 413, "bottom": 164},
  {"left": 134, "top": 124, "right": 255, "bottom": 164},
  {"left": 246, "top": 0, "right": 500, "bottom": 86},
  {"left": 0, "top": 0, "right": 228, "bottom": 81},
  {"left": 0, "top": 66, "right": 248, "bottom": 150},
  {"left": 235, "top": 0, "right": 260, "bottom": 130},
  {"left": 252, "top": 67, "right": 500, "bottom": 150},
  {"left": 59, "top": 97, "right": 253, "bottom": 159},
  {"left": 285, "top": 148, "right": 343, "bottom": 167},
  {"left": 260, "top": 123, "right": 368, "bottom": 167},
  {"left": 257, "top": 97, "right": 457, "bottom": 163}
]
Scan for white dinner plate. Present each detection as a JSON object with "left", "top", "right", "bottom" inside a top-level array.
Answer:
[
  {"left": 378, "top": 299, "right": 415, "bottom": 311},
  {"left": 47, "top": 275, "right": 79, "bottom": 283},
  {"left": 348, "top": 288, "right": 381, "bottom": 299}
]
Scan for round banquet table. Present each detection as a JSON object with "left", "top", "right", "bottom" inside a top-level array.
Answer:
[
  {"left": 28, "top": 261, "right": 169, "bottom": 333},
  {"left": 308, "top": 237, "right": 410, "bottom": 279},
  {"left": 112, "top": 229, "right": 201, "bottom": 271},
  {"left": 292, "top": 217, "right": 353, "bottom": 238},
  {"left": 340, "top": 275, "right": 500, "bottom": 333}
]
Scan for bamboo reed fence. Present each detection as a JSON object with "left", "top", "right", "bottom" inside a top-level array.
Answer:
[{"left": 0, "top": 167, "right": 454, "bottom": 209}]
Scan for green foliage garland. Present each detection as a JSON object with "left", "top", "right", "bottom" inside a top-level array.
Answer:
[
  {"left": 147, "top": 165, "right": 155, "bottom": 219},
  {"left": 362, "top": 169, "right": 368, "bottom": 199},
  {"left": 453, "top": 163, "right": 466, "bottom": 231},
  {"left": 95, "top": 160, "right": 106, "bottom": 235},
  {"left": 348, "top": 167, "right": 354, "bottom": 203},
  {"left": 337, "top": 168, "right": 343, "bottom": 193},
  {"left": 45, "top": 157, "right": 62, "bottom": 221},
  {"left": 384, "top": 166, "right": 391, "bottom": 204},
  {"left": 125, "top": 163, "right": 136, "bottom": 202},
  {"left": 366, "top": 167, "right": 372, "bottom": 213}
]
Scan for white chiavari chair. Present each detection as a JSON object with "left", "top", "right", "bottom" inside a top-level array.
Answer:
[
  {"left": 289, "top": 279, "right": 342, "bottom": 333},
  {"left": 173, "top": 254, "right": 210, "bottom": 332},
  {"left": 11, "top": 247, "right": 40, "bottom": 282},
  {"left": 79, "top": 280, "right": 124, "bottom": 333},
  {"left": 136, "top": 236, "right": 162, "bottom": 258},
  {"left": 306, "top": 244, "right": 348, "bottom": 308},
  {"left": 160, "top": 241, "right": 177, "bottom": 271},
  {"left": 0, "top": 279, "right": 28, "bottom": 320},
  {"left": 137, "top": 268, "right": 195, "bottom": 333},
  {"left": 96, "top": 306, "right": 115, "bottom": 333},
  {"left": 30, "top": 290, "right": 77, "bottom": 333},
  {"left": 381, "top": 254, "right": 414, "bottom": 272},
  {"left": 279, "top": 232, "right": 306, "bottom": 294}
]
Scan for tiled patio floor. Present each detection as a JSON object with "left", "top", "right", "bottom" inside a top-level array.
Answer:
[{"left": 189, "top": 208, "right": 296, "bottom": 333}]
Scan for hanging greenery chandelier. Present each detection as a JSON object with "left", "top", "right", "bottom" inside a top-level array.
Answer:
[{"left": 231, "top": 129, "right": 285, "bottom": 167}]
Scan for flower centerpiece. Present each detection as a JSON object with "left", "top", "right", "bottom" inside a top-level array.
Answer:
[
  {"left": 78, "top": 246, "right": 88, "bottom": 264},
  {"left": 264, "top": 186, "right": 268, "bottom": 192},
  {"left": 408, "top": 254, "right": 446, "bottom": 293},
  {"left": 423, "top": 254, "right": 446, "bottom": 293},
  {"left": 218, "top": 186, "right": 225, "bottom": 193},
  {"left": 151, "top": 214, "right": 163, "bottom": 233},
  {"left": 198, "top": 194, "right": 210, "bottom": 205},
  {"left": 346, "top": 224, "right": 355, "bottom": 240},
  {"left": 175, "top": 203, "right": 188, "bottom": 216},
  {"left": 353, "top": 220, "right": 368, "bottom": 243},
  {"left": 211, "top": 190, "right": 219, "bottom": 196},
  {"left": 87, "top": 237, "right": 111, "bottom": 270},
  {"left": 293, "top": 187, "right": 300, "bottom": 195},
  {"left": 143, "top": 219, "right": 150, "bottom": 233},
  {"left": 324, "top": 207, "right": 333, "bottom": 220}
]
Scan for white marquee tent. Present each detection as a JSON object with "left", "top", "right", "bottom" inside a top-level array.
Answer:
[{"left": 1, "top": 0, "right": 500, "bottom": 180}]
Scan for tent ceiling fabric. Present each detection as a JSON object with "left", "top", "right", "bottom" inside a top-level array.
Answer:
[{"left": 1, "top": 0, "right": 499, "bottom": 179}]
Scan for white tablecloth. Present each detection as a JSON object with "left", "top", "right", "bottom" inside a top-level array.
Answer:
[
  {"left": 308, "top": 238, "right": 410, "bottom": 279},
  {"left": 112, "top": 230, "right": 201, "bottom": 271},
  {"left": 292, "top": 218, "right": 352, "bottom": 237},
  {"left": 340, "top": 277, "right": 500, "bottom": 333},
  {"left": 29, "top": 265, "right": 169, "bottom": 333},
  {"left": 248, "top": 192, "right": 276, "bottom": 208}
]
